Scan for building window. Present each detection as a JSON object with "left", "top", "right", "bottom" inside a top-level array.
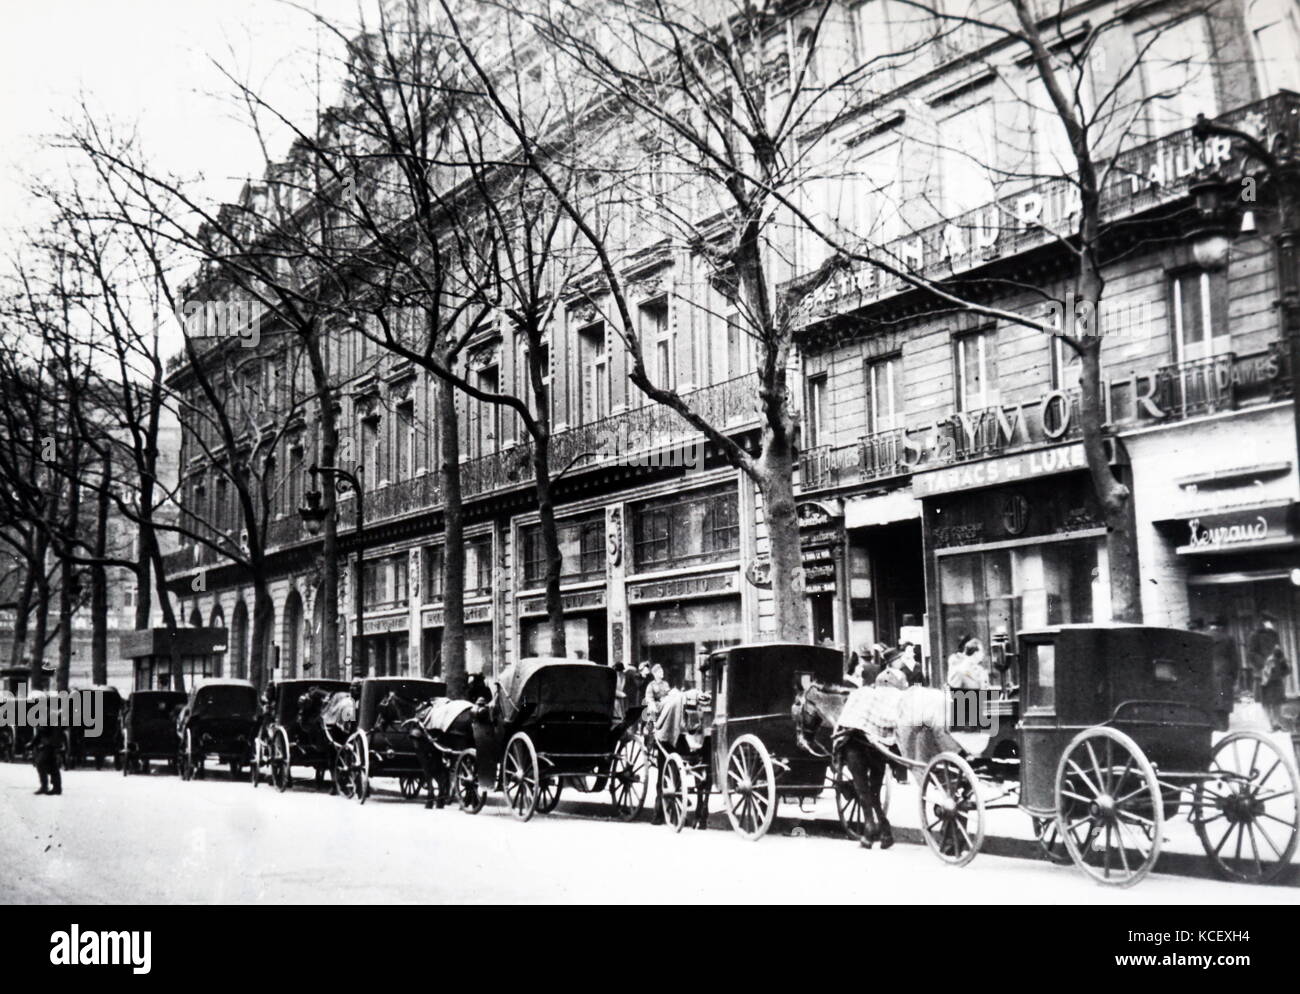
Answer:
[
  {"left": 640, "top": 298, "right": 671, "bottom": 386},
  {"left": 864, "top": 355, "right": 901, "bottom": 433},
  {"left": 423, "top": 545, "right": 444, "bottom": 604},
  {"left": 395, "top": 401, "right": 414, "bottom": 481},
  {"left": 954, "top": 329, "right": 999, "bottom": 410},
  {"left": 726, "top": 311, "right": 756, "bottom": 378},
  {"left": 471, "top": 365, "right": 499, "bottom": 458},
  {"left": 632, "top": 485, "right": 740, "bottom": 572},
  {"left": 1137, "top": 15, "right": 1218, "bottom": 140},
  {"left": 579, "top": 322, "right": 609, "bottom": 424},
  {"left": 938, "top": 97, "right": 996, "bottom": 217},
  {"left": 1170, "top": 269, "right": 1230, "bottom": 363},
  {"left": 1249, "top": 0, "right": 1300, "bottom": 94},
  {"left": 466, "top": 536, "right": 493, "bottom": 597},
  {"left": 519, "top": 513, "right": 607, "bottom": 587},
  {"left": 806, "top": 373, "right": 828, "bottom": 449}
]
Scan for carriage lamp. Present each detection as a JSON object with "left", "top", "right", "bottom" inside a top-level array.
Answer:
[
  {"left": 1187, "top": 173, "right": 1236, "bottom": 271},
  {"left": 299, "top": 488, "right": 326, "bottom": 537}
]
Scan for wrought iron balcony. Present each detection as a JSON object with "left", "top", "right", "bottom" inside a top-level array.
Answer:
[{"left": 799, "top": 426, "right": 909, "bottom": 490}]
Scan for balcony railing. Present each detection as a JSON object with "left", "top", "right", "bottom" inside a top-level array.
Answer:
[{"left": 800, "top": 426, "right": 909, "bottom": 490}]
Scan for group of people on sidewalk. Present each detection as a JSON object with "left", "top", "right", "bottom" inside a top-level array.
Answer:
[{"left": 1196, "top": 612, "right": 1291, "bottom": 731}]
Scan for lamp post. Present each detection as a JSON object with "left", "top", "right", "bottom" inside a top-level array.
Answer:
[
  {"left": 1190, "top": 107, "right": 1300, "bottom": 463},
  {"left": 300, "top": 464, "right": 366, "bottom": 678}
]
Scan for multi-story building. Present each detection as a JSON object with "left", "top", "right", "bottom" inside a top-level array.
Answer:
[{"left": 163, "top": 0, "right": 1300, "bottom": 709}]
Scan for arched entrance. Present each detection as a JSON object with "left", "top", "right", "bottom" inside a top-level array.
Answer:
[
  {"left": 284, "top": 590, "right": 304, "bottom": 679},
  {"left": 209, "top": 604, "right": 226, "bottom": 677},
  {"left": 229, "top": 600, "right": 249, "bottom": 680}
]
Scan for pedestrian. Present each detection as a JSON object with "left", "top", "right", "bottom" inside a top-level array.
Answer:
[
  {"left": 946, "top": 636, "right": 990, "bottom": 690},
  {"left": 642, "top": 664, "right": 670, "bottom": 730},
  {"left": 1207, "top": 616, "right": 1239, "bottom": 730},
  {"left": 1248, "top": 612, "right": 1280, "bottom": 704},
  {"left": 465, "top": 671, "right": 490, "bottom": 705},
  {"left": 1261, "top": 647, "right": 1291, "bottom": 732},
  {"left": 30, "top": 692, "right": 63, "bottom": 796},
  {"left": 613, "top": 662, "right": 628, "bottom": 720}
]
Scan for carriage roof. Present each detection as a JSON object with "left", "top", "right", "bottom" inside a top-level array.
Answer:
[
  {"left": 186, "top": 679, "right": 259, "bottom": 717},
  {"left": 496, "top": 657, "right": 616, "bottom": 726},
  {"left": 707, "top": 642, "right": 844, "bottom": 716},
  {"left": 357, "top": 677, "right": 446, "bottom": 727}
]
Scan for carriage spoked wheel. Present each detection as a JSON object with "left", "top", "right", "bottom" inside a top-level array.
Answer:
[
  {"left": 503, "top": 732, "right": 541, "bottom": 821},
  {"left": 334, "top": 748, "right": 356, "bottom": 800},
  {"left": 1054, "top": 726, "right": 1162, "bottom": 887},
  {"left": 1031, "top": 816, "right": 1072, "bottom": 865},
  {"left": 660, "top": 753, "right": 690, "bottom": 834},
  {"left": 454, "top": 750, "right": 485, "bottom": 814},
  {"left": 1192, "top": 730, "right": 1300, "bottom": 884},
  {"left": 831, "top": 758, "right": 862, "bottom": 840},
  {"left": 609, "top": 735, "right": 649, "bottom": 822},
  {"left": 399, "top": 776, "right": 423, "bottom": 801},
  {"left": 352, "top": 736, "right": 370, "bottom": 804},
  {"left": 918, "top": 752, "right": 985, "bottom": 866},
  {"left": 537, "top": 777, "right": 564, "bottom": 815},
  {"left": 271, "top": 728, "right": 292, "bottom": 793},
  {"left": 722, "top": 734, "right": 777, "bottom": 841}
]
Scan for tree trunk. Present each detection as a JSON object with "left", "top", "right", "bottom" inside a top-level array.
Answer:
[
  {"left": 533, "top": 433, "right": 566, "bottom": 658},
  {"left": 9, "top": 542, "right": 35, "bottom": 673},
  {"left": 305, "top": 332, "right": 341, "bottom": 679},
  {"left": 91, "top": 451, "right": 111, "bottom": 684},
  {"left": 759, "top": 433, "right": 809, "bottom": 643},
  {"left": 249, "top": 581, "right": 274, "bottom": 691},
  {"left": 29, "top": 531, "right": 50, "bottom": 688},
  {"left": 437, "top": 367, "right": 467, "bottom": 697},
  {"left": 148, "top": 545, "right": 182, "bottom": 691}
]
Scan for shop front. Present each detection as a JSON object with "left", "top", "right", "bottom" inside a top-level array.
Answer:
[
  {"left": 843, "top": 488, "right": 926, "bottom": 660},
  {"left": 915, "top": 443, "right": 1109, "bottom": 685},
  {"left": 362, "top": 614, "right": 410, "bottom": 676},
  {"left": 420, "top": 601, "right": 495, "bottom": 680},
  {"left": 519, "top": 587, "right": 608, "bottom": 663},
  {"left": 628, "top": 571, "right": 743, "bottom": 689}
]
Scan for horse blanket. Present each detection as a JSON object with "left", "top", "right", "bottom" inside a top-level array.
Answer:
[
  {"left": 833, "top": 685, "right": 964, "bottom": 770},
  {"left": 654, "top": 689, "right": 707, "bottom": 752},
  {"left": 416, "top": 698, "right": 474, "bottom": 734},
  {"left": 321, "top": 692, "right": 356, "bottom": 730}
]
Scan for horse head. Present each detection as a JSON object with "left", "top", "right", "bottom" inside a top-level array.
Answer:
[
  {"left": 794, "top": 683, "right": 850, "bottom": 757},
  {"left": 296, "top": 687, "right": 328, "bottom": 729}
]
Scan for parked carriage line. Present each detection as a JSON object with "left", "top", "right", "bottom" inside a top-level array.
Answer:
[{"left": 5, "top": 625, "right": 1298, "bottom": 888}]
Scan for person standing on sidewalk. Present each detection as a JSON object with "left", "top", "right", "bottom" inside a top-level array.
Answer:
[
  {"left": 1248, "top": 612, "right": 1280, "bottom": 705},
  {"left": 1261, "top": 647, "right": 1291, "bottom": 732},
  {"left": 30, "top": 692, "right": 63, "bottom": 796},
  {"left": 1208, "top": 617, "right": 1239, "bottom": 730}
]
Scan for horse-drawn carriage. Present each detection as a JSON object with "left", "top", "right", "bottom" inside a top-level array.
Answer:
[
  {"left": 817, "top": 623, "right": 1300, "bottom": 886},
  {"left": 121, "top": 689, "right": 187, "bottom": 775},
  {"left": 251, "top": 679, "right": 349, "bottom": 792},
  {"left": 176, "top": 679, "right": 259, "bottom": 781},
  {"left": 64, "top": 686, "right": 125, "bottom": 770},
  {"left": 453, "top": 657, "right": 648, "bottom": 822},
  {"left": 654, "top": 642, "right": 844, "bottom": 840},
  {"left": 342, "top": 677, "right": 446, "bottom": 803}
]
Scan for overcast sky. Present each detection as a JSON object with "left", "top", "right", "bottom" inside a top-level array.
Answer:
[{"left": 0, "top": 0, "right": 377, "bottom": 242}]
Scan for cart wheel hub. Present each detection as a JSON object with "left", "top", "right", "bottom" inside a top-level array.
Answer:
[
  {"left": 1222, "top": 790, "right": 1262, "bottom": 825},
  {"left": 1091, "top": 795, "right": 1116, "bottom": 820},
  {"left": 939, "top": 794, "right": 958, "bottom": 816}
]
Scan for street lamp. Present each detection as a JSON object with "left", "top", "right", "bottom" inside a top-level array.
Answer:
[
  {"left": 1191, "top": 108, "right": 1300, "bottom": 462},
  {"left": 299, "top": 463, "right": 366, "bottom": 679}
]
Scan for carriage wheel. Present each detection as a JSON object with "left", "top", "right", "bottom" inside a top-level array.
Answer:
[
  {"left": 722, "top": 734, "right": 777, "bottom": 841},
  {"left": 399, "top": 776, "right": 423, "bottom": 800},
  {"left": 609, "top": 735, "right": 649, "bottom": 822},
  {"left": 660, "top": 753, "right": 690, "bottom": 834},
  {"left": 1193, "top": 730, "right": 1300, "bottom": 884},
  {"left": 354, "top": 768, "right": 369, "bottom": 804},
  {"left": 832, "top": 758, "right": 864, "bottom": 841},
  {"left": 1032, "top": 816, "right": 1072, "bottom": 865},
  {"left": 271, "top": 728, "right": 292, "bottom": 793},
  {"left": 352, "top": 736, "right": 369, "bottom": 804},
  {"left": 918, "top": 752, "right": 985, "bottom": 866},
  {"left": 538, "top": 777, "right": 564, "bottom": 815},
  {"left": 503, "top": 733, "right": 540, "bottom": 821},
  {"left": 454, "top": 751, "right": 485, "bottom": 814},
  {"left": 1054, "top": 726, "right": 1162, "bottom": 888},
  {"left": 249, "top": 738, "right": 261, "bottom": 787}
]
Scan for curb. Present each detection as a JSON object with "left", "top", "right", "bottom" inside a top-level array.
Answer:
[{"left": 548, "top": 794, "right": 1300, "bottom": 888}]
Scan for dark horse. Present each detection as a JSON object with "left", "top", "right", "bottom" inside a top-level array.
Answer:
[
  {"left": 395, "top": 695, "right": 477, "bottom": 810},
  {"left": 795, "top": 684, "right": 896, "bottom": 849}
]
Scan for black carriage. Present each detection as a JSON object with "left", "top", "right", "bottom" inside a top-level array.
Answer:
[
  {"left": 250, "top": 679, "right": 349, "bottom": 792},
  {"left": 454, "top": 657, "right": 648, "bottom": 822},
  {"left": 176, "top": 679, "right": 259, "bottom": 781},
  {"left": 121, "top": 690, "right": 188, "bottom": 775},
  {"left": 658, "top": 642, "right": 843, "bottom": 840},
  {"left": 63, "top": 686, "right": 125, "bottom": 770},
  {"left": 344, "top": 677, "right": 446, "bottom": 803},
  {"left": 894, "top": 623, "right": 1300, "bottom": 886}
]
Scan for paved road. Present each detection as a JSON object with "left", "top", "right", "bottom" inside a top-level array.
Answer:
[{"left": 0, "top": 763, "right": 1292, "bottom": 904}]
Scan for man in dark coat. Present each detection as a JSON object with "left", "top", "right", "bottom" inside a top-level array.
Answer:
[
  {"left": 31, "top": 693, "right": 63, "bottom": 795},
  {"left": 1247, "top": 612, "right": 1281, "bottom": 704},
  {"left": 1207, "top": 616, "right": 1239, "bottom": 730}
]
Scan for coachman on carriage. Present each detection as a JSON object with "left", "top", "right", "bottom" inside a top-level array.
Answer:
[{"left": 450, "top": 657, "right": 648, "bottom": 821}]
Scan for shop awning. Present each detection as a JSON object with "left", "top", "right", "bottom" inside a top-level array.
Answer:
[{"left": 845, "top": 488, "right": 920, "bottom": 529}]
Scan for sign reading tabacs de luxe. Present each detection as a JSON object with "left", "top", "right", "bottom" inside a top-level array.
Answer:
[{"left": 911, "top": 443, "right": 1087, "bottom": 497}]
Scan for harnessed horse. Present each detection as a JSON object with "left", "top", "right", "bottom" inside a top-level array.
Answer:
[{"left": 399, "top": 696, "right": 477, "bottom": 809}]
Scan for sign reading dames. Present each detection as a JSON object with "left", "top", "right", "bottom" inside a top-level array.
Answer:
[{"left": 911, "top": 443, "right": 1087, "bottom": 497}]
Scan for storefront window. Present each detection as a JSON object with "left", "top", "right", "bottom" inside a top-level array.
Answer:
[
  {"left": 632, "top": 598, "right": 742, "bottom": 688},
  {"left": 423, "top": 545, "right": 443, "bottom": 604},
  {"left": 465, "top": 536, "right": 493, "bottom": 597},
  {"left": 522, "top": 614, "right": 608, "bottom": 663},
  {"left": 632, "top": 485, "right": 740, "bottom": 573},
  {"left": 519, "top": 514, "right": 607, "bottom": 587}
]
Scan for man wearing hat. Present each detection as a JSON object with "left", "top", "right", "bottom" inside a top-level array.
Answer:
[
  {"left": 1207, "top": 617, "right": 1239, "bottom": 729},
  {"left": 29, "top": 689, "right": 64, "bottom": 796},
  {"left": 1248, "top": 612, "right": 1281, "bottom": 704}
]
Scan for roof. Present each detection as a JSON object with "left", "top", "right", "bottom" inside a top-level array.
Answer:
[
  {"left": 191, "top": 678, "right": 256, "bottom": 691},
  {"left": 497, "top": 657, "right": 613, "bottom": 724}
]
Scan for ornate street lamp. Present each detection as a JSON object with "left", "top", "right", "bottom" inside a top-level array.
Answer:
[{"left": 300, "top": 463, "right": 366, "bottom": 678}]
